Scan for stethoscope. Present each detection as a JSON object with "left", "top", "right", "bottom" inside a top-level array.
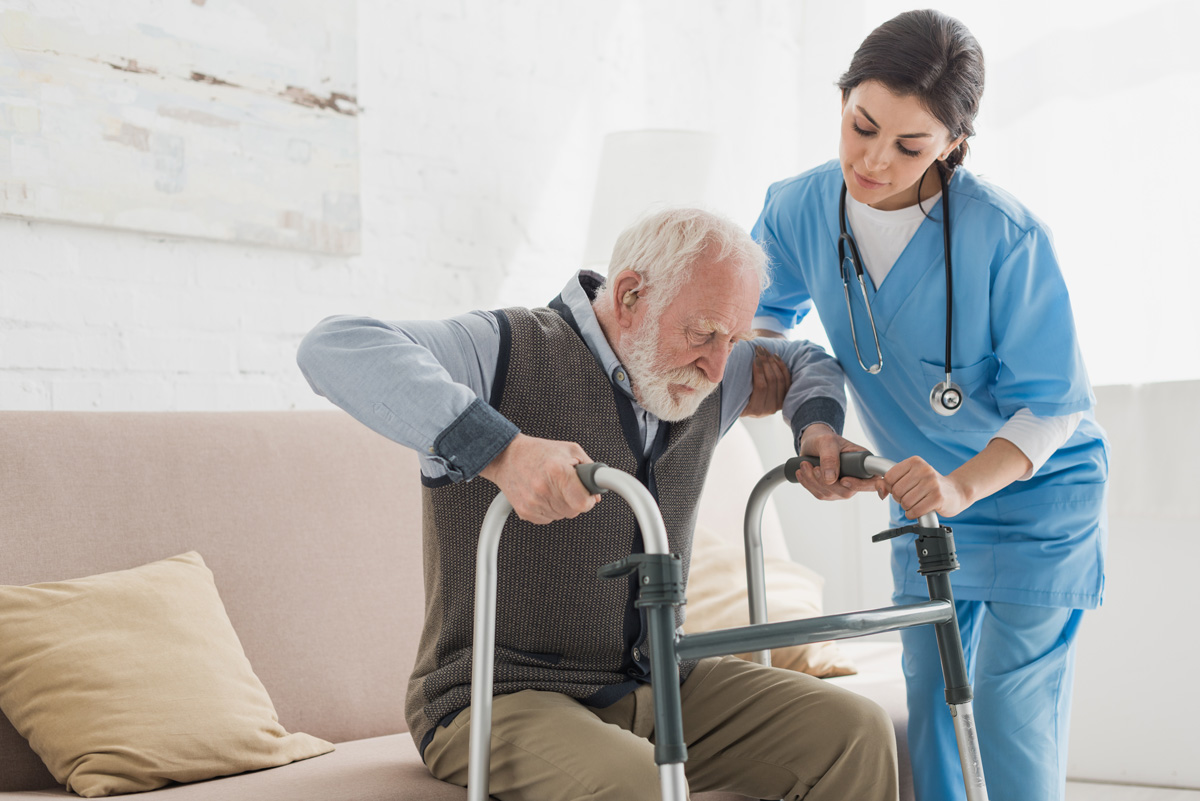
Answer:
[{"left": 837, "top": 167, "right": 964, "bottom": 416}]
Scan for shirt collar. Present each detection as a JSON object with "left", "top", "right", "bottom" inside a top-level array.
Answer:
[
  {"left": 846, "top": 189, "right": 941, "bottom": 226},
  {"left": 559, "top": 270, "right": 636, "bottom": 401}
]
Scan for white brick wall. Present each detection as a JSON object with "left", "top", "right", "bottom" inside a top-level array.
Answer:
[{"left": 0, "top": 0, "right": 808, "bottom": 411}]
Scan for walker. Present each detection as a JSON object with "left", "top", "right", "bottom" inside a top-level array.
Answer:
[{"left": 466, "top": 453, "right": 989, "bottom": 801}]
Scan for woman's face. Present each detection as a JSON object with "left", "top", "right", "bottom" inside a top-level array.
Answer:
[{"left": 838, "top": 80, "right": 964, "bottom": 211}]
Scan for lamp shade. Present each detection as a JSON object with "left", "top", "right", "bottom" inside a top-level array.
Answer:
[{"left": 582, "top": 130, "right": 717, "bottom": 270}]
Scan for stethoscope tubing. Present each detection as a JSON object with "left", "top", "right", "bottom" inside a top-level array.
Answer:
[
  {"left": 837, "top": 167, "right": 963, "bottom": 415},
  {"left": 838, "top": 182, "right": 884, "bottom": 375}
]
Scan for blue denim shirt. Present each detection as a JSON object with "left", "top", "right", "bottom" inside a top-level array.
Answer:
[{"left": 298, "top": 271, "right": 846, "bottom": 482}]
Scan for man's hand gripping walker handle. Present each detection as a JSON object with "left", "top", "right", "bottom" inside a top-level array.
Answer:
[{"left": 786, "top": 452, "right": 879, "bottom": 482}]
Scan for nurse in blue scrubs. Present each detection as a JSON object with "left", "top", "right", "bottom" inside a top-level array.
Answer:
[{"left": 750, "top": 10, "right": 1109, "bottom": 801}]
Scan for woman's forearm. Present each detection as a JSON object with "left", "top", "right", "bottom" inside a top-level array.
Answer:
[{"left": 950, "top": 436, "right": 1033, "bottom": 508}]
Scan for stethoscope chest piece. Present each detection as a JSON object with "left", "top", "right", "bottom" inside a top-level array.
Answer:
[{"left": 930, "top": 379, "right": 964, "bottom": 416}]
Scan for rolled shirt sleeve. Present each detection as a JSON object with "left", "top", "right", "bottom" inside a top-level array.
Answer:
[
  {"left": 297, "top": 312, "right": 517, "bottom": 482},
  {"left": 992, "top": 408, "right": 1084, "bottom": 480},
  {"left": 719, "top": 336, "right": 847, "bottom": 448},
  {"left": 751, "top": 315, "right": 789, "bottom": 335}
]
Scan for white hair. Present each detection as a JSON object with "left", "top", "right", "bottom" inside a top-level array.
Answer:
[{"left": 598, "top": 207, "right": 769, "bottom": 311}]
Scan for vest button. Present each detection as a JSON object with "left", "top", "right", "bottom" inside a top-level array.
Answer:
[
  {"left": 615, "top": 371, "right": 626, "bottom": 382},
  {"left": 632, "top": 647, "right": 642, "bottom": 662}
]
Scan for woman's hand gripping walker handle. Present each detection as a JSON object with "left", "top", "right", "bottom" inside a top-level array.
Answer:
[{"left": 468, "top": 464, "right": 688, "bottom": 801}]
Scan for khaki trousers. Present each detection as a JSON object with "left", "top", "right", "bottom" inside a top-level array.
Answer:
[{"left": 424, "top": 656, "right": 898, "bottom": 801}]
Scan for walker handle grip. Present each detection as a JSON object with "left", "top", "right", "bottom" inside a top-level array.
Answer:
[
  {"left": 575, "top": 463, "right": 610, "bottom": 496},
  {"left": 784, "top": 452, "right": 877, "bottom": 482}
]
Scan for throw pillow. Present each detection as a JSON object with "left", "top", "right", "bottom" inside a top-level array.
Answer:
[
  {"left": 685, "top": 526, "right": 857, "bottom": 677},
  {"left": 0, "top": 551, "right": 333, "bottom": 797}
]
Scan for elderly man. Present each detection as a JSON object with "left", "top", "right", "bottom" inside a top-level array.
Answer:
[{"left": 297, "top": 208, "right": 898, "bottom": 801}]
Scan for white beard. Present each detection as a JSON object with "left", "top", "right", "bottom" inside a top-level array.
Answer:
[{"left": 621, "top": 314, "right": 719, "bottom": 422}]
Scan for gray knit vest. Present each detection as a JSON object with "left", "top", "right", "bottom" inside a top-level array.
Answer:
[{"left": 405, "top": 302, "right": 721, "bottom": 754}]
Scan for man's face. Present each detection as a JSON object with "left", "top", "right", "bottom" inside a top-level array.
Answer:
[{"left": 621, "top": 256, "right": 760, "bottom": 421}]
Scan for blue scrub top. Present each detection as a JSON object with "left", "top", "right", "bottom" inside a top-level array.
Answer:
[{"left": 753, "top": 160, "right": 1109, "bottom": 609}]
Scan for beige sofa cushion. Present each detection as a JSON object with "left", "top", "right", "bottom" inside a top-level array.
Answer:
[
  {"left": 685, "top": 525, "right": 857, "bottom": 677},
  {"left": 0, "top": 411, "right": 423, "bottom": 793},
  {"left": 0, "top": 552, "right": 333, "bottom": 797}
]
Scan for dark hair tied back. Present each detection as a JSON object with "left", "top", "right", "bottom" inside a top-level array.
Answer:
[{"left": 837, "top": 9, "right": 985, "bottom": 176}]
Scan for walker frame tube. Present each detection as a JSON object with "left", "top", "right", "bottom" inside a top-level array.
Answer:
[
  {"left": 739, "top": 454, "right": 989, "bottom": 801},
  {"left": 675, "top": 600, "right": 953, "bottom": 661},
  {"left": 467, "top": 466, "right": 688, "bottom": 801}
]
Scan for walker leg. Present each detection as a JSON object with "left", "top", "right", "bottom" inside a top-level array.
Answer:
[
  {"left": 658, "top": 764, "right": 687, "bottom": 800},
  {"left": 466, "top": 494, "right": 512, "bottom": 801},
  {"left": 647, "top": 596, "right": 688, "bottom": 800},
  {"left": 927, "top": 573, "right": 989, "bottom": 801},
  {"left": 950, "top": 701, "right": 988, "bottom": 801},
  {"left": 598, "top": 553, "right": 689, "bottom": 801}
]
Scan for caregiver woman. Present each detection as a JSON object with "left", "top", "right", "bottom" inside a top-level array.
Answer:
[{"left": 750, "top": 9, "right": 1109, "bottom": 801}]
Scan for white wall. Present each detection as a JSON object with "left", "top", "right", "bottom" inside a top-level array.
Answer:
[
  {"left": 1069, "top": 382, "right": 1200, "bottom": 788},
  {"left": 0, "top": 0, "right": 805, "bottom": 411}
]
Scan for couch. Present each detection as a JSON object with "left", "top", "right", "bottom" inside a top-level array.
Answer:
[{"left": 0, "top": 411, "right": 910, "bottom": 800}]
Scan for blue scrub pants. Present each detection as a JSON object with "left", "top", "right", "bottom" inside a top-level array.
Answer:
[{"left": 894, "top": 594, "right": 1084, "bottom": 801}]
